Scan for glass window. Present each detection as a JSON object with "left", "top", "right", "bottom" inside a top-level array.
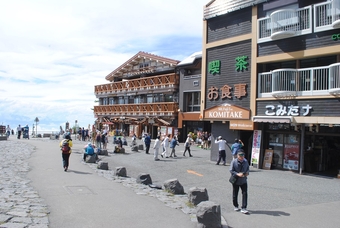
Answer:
[
  {"left": 118, "top": 96, "right": 125, "bottom": 104},
  {"left": 184, "top": 92, "right": 201, "bottom": 112}
]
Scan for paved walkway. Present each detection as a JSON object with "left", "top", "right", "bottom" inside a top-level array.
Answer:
[{"left": 0, "top": 137, "right": 197, "bottom": 228}]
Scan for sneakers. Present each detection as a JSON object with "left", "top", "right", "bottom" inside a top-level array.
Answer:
[
  {"left": 234, "top": 207, "right": 240, "bottom": 211},
  {"left": 161, "top": 154, "right": 163, "bottom": 158},
  {"left": 154, "top": 158, "right": 160, "bottom": 161},
  {"left": 241, "top": 208, "right": 249, "bottom": 214}
]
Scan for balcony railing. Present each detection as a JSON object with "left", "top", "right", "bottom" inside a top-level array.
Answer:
[
  {"left": 314, "top": 0, "right": 340, "bottom": 32},
  {"left": 258, "top": 6, "right": 312, "bottom": 43},
  {"left": 94, "top": 102, "right": 179, "bottom": 117},
  {"left": 94, "top": 73, "right": 179, "bottom": 97},
  {"left": 258, "top": 63, "right": 340, "bottom": 98}
]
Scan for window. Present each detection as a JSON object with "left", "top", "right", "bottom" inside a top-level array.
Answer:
[
  {"left": 184, "top": 92, "right": 200, "bottom": 112},
  {"left": 118, "top": 96, "right": 125, "bottom": 104}
]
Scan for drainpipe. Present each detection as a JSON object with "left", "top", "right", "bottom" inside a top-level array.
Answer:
[{"left": 299, "top": 124, "right": 305, "bottom": 175}]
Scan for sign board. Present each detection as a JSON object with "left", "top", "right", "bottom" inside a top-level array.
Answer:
[
  {"left": 283, "top": 144, "right": 299, "bottom": 170},
  {"left": 229, "top": 120, "right": 254, "bottom": 130},
  {"left": 251, "top": 130, "right": 262, "bottom": 165},
  {"left": 262, "top": 149, "right": 273, "bottom": 170},
  {"left": 204, "top": 103, "right": 250, "bottom": 120}
]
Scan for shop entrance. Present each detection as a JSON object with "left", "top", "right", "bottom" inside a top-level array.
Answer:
[{"left": 304, "top": 134, "right": 340, "bottom": 177}]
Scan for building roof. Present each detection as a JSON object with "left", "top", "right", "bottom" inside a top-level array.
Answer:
[
  {"left": 177, "top": 51, "right": 202, "bottom": 67},
  {"left": 105, "top": 51, "right": 180, "bottom": 82}
]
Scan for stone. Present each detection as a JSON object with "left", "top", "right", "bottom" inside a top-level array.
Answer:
[
  {"left": 97, "top": 161, "right": 108, "bottom": 170},
  {"left": 85, "top": 154, "right": 97, "bottom": 163},
  {"left": 188, "top": 187, "right": 209, "bottom": 206},
  {"left": 163, "top": 179, "right": 184, "bottom": 194},
  {"left": 98, "top": 149, "right": 108, "bottom": 156},
  {"left": 196, "top": 201, "right": 221, "bottom": 228},
  {"left": 136, "top": 173, "right": 152, "bottom": 185},
  {"left": 115, "top": 167, "right": 127, "bottom": 177},
  {"left": 131, "top": 146, "right": 138, "bottom": 152},
  {"left": 138, "top": 144, "right": 144, "bottom": 150}
]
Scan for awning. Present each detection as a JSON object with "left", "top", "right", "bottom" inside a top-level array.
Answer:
[
  {"left": 156, "top": 118, "right": 171, "bottom": 126},
  {"left": 252, "top": 116, "right": 293, "bottom": 123}
]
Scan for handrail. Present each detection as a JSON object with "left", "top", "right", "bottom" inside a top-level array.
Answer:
[
  {"left": 93, "top": 102, "right": 179, "bottom": 117},
  {"left": 94, "top": 73, "right": 179, "bottom": 95},
  {"left": 258, "top": 63, "right": 340, "bottom": 98}
]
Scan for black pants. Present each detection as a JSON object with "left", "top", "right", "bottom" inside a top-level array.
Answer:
[
  {"left": 62, "top": 153, "right": 71, "bottom": 168},
  {"left": 145, "top": 144, "right": 150, "bottom": 154},
  {"left": 183, "top": 146, "right": 191, "bottom": 156},
  {"left": 217, "top": 150, "right": 226, "bottom": 165},
  {"left": 17, "top": 131, "right": 21, "bottom": 139},
  {"left": 232, "top": 183, "right": 248, "bottom": 209}
]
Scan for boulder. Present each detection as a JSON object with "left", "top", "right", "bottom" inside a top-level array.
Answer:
[
  {"left": 138, "top": 144, "right": 144, "bottom": 150},
  {"left": 188, "top": 187, "right": 209, "bottom": 206},
  {"left": 97, "top": 161, "right": 108, "bottom": 170},
  {"left": 196, "top": 201, "right": 221, "bottom": 228},
  {"left": 115, "top": 167, "right": 127, "bottom": 177},
  {"left": 136, "top": 173, "right": 152, "bottom": 185},
  {"left": 85, "top": 154, "right": 97, "bottom": 163},
  {"left": 98, "top": 149, "right": 108, "bottom": 156},
  {"left": 131, "top": 146, "right": 138, "bottom": 152},
  {"left": 163, "top": 179, "right": 184, "bottom": 194}
]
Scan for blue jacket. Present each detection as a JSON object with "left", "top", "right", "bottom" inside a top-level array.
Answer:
[
  {"left": 169, "top": 138, "right": 178, "bottom": 148},
  {"left": 144, "top": 136, "right": 151, "bottom": 145},
  {"left": 229, "top": 158, "right": 249, "bottom": 185},
  {"left": 85, "top": 146, "right": 95, "bottom": 155}
]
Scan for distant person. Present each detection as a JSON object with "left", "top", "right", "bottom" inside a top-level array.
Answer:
[
  {"left": 169, "top": 135, "right": 179, "bottom": 158},
  {"left": 215, "top": 136, "right": 228, "bottom": 165},
  {"left": 95, "top": 131, "right": 101, "bottom": 149},
  {"left": 17, "top": 125, "right": 22, "bottom": 139},
  {"left": 83, "top": 142, "right": 96, "bottom": 161},
  {"left": 161, "top": 134, "right": 170, "bottom": 158},
  {"left": 117, "top": 137, "right": 123, "bottom": 148},
  {"left": 203, "top": 132, "right": 209, "bottom": 150},
  {"left": 101, "top": 132, "right": 107, "bottom": 149},
  {"left": 6, "top": 125, "right": 11, "bottom": 139},
  {"left": 11, "top": 129, "right": 14, "bottom": 135},
  {"left": 229, "top": 149, "right": 249, "bottom": 214},
  {"left": 60, "top": 133, "right": 73, "bottom": 172},
  {"left": 183, "top": 134, "right": 193, "bottom": 157},
  {"left": 231, "top": 138, "right": 244, "bottom": 160},
  {"left": 144, "top": 133, "right": 151, "bottom": 154},
  {"left": 153, "top": 136, "right": 161, "bottom": 161}
]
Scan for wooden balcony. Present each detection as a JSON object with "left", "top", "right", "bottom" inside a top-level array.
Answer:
[
  {"left": 94, "top": 102, "right": 179, "bottom": 118},
  {"left": 94, "top": 73, "right": 179, "bottom": 96}
]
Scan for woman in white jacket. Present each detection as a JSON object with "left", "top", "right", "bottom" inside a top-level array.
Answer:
[{"left": 153, "top": 136, "right": 161, "bottom": 161}]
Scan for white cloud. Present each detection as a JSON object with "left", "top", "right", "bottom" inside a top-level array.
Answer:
[{"left": 0, "top": 0, "right": 207, "bottom": 132}]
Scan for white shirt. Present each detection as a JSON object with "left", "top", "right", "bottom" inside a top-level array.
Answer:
[
  {"left": 215, "top": 139, "right": 227, "bottom": 151},
  {"left": 162, "top": 136, "right": 170, "bottom": 147}
]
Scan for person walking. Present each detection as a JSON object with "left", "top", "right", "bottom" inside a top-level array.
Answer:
[
  {"left": 169, "top": 135, "right": 179, "bottom": 158},
  {"left": 17, "top": 125, "right": 22, "bottom": 139},
  {"left": 6, "top": 125, "right": 11, "bottom": 139},
  {"left": 59, "top": 133, "right": 73, "bottom": 172},
  {"left": 144, "top": 133, "right": 151, "bottom": 154},
  {"left": 231, "top": 138, "right": 244, "bottom": 160},
  {"left": 95, "top": 131, "right": 102, "bottom": 149},
  {"left": 229, "top": 149, "right": 249, "bottom": 214},
  {"left": 183, "top": 134, "right": 193, "bottom": 157},
  {"left": 153, "top": 135, "right": 161, "bottom": 161},
  {"left": 215, "top": 136, "right": 228, "bottom": 165},
  {"left": 161, "top": 134, "right": 170, "bottom": 158}
]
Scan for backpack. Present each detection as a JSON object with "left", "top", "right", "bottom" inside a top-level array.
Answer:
[
  {"left": 232, "top": 143, "right": 240, "bottom": 155},
  {"left": 61, "top": 140, "right": 70, "bottom": 154}
]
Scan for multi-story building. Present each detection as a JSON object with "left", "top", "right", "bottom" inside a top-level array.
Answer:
[
  {"left": 176, "top": 51, "right": 212, "bottom": 142},
  {"left": 202, "top": 0, "right": 340, "bottom": 176},
  {"left": 94, "top": 51, "right": 180, "bottom": 138}
]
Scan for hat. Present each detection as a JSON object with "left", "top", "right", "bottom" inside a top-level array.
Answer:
[
  {"left": 88, "top": 142, "right": 92, "bottom": 146},
  {"left": 218, "top": 136, "right": 222, "bottom": 139},
  {"left": 237, "top": 149, "right": 245, "bottom": 155}
]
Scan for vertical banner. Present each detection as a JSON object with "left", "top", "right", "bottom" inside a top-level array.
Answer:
[
  {"left": 283, "top": 144, "right": 299, "bottom": 170},
  {"left": 251, "top": 130, "right": 262, "bottom": 165}
]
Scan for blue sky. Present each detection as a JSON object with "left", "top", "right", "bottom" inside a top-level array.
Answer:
[{"left": 0, "top": 0, "right": 208, "bottom": 133}]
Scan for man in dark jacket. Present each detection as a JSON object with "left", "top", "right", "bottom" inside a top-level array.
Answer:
[
  {"left": 229, "top": 149, "right": 249, "bottom": 214},
  {"left": 144, "top": 133, "right": 151, "bottom": 154}
]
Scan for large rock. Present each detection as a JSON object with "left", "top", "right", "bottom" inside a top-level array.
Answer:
[
  {"left": 138, "top": 144, "right": 144, "bottom": 150},
  {"left": 115, "top": 167, "right": 127, "bottom": 177},
  {"left": 85, "top": 154, "right": 97, "bottom": 163},
  {"left": 188, "top": 187, "right": 209, "bottom": 206},
  {"left": 131, "top": 146, "right": 138, "bottom": 152},
  {"left": 163, "top": 179, "right": 184, "bottom": 194},
  {"left": 136, "top": 173, "right": 152, "bottom": 185},
  {"left": 97, "top": 161, "right": 108, "bottom": 170},
  {"left": 98, "top": 149, "right": 108, "bottom": 156},
  {"left": 196, "top": 201, "right": 221, "bottom": 228}
]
